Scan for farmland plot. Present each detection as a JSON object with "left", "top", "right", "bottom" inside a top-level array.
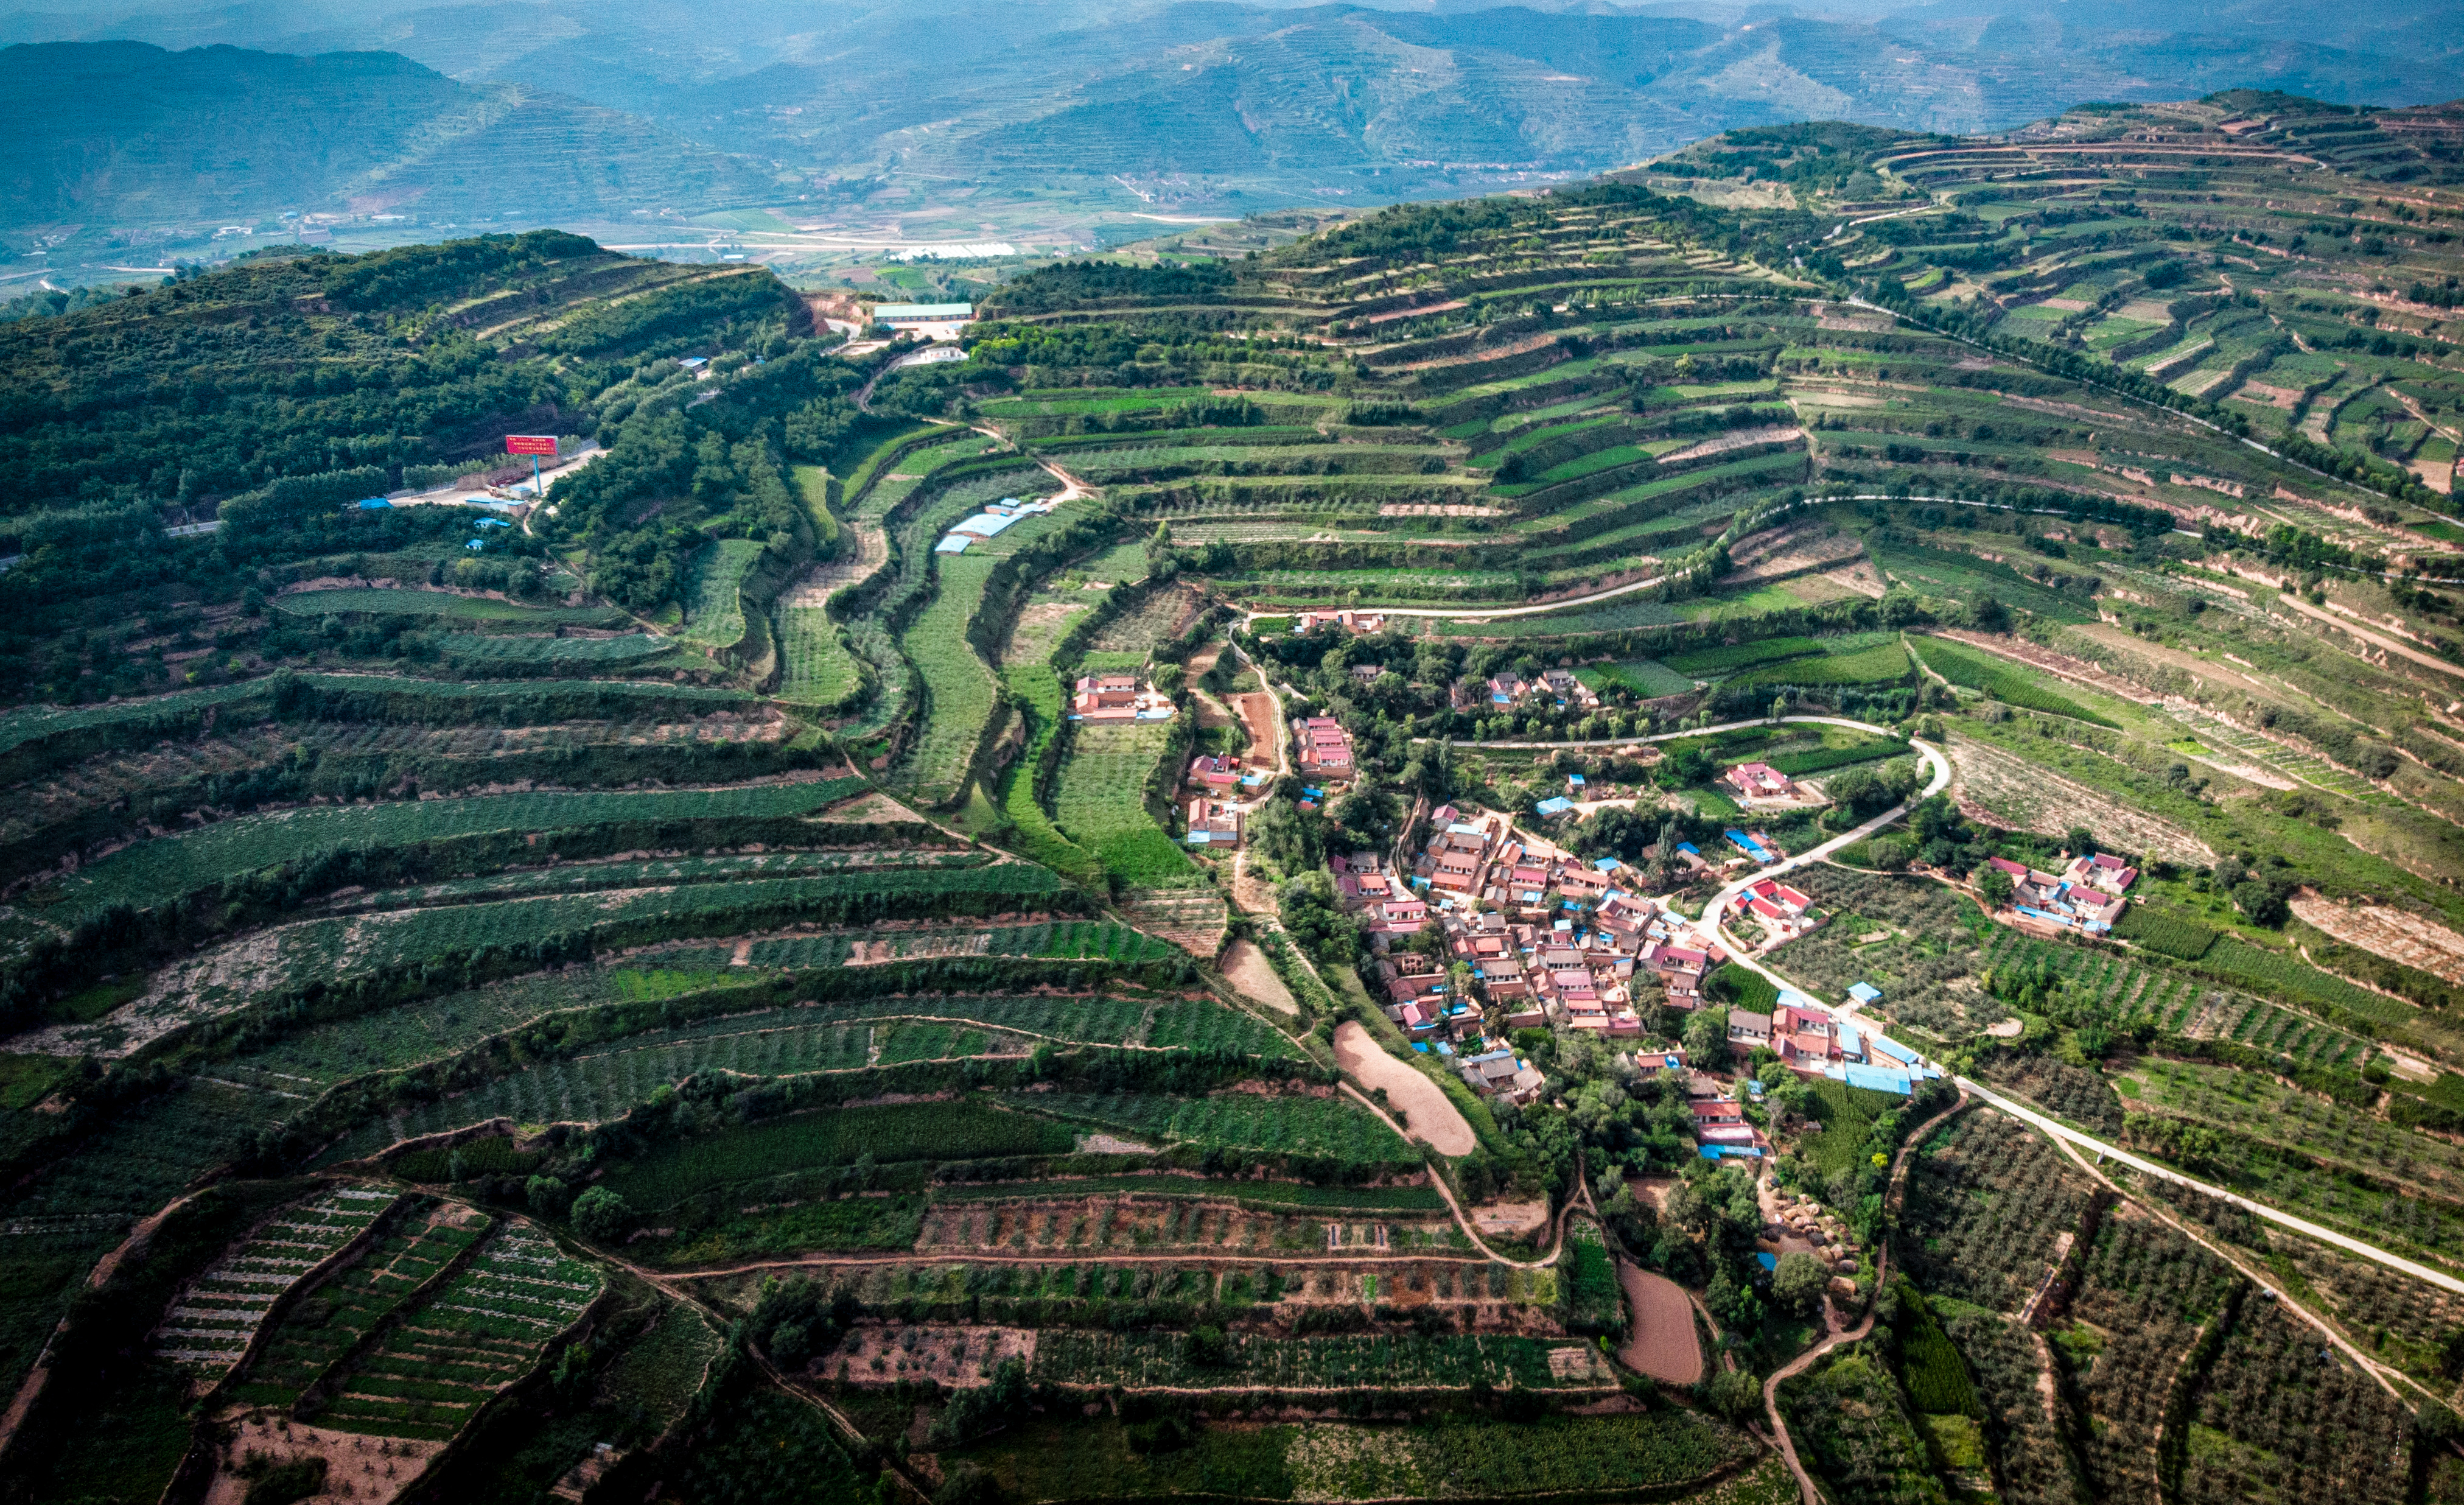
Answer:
[
  {"left": 680, "top": 539, "right": 767, "bottom": 651},
  {"left": 1013, "top": 1089, "right": 1413, "bottom": 1169},
  {"left": 1051, "top": 721, "right": 1199, "bottom": 888},
  {"left": 229, "top": 1201, "right": 492, "bottom": 1410},
  {"left": 1026, "top": 1328, "right": 1617, "bottom": 1392},
  {"left": 150, "top": 1185, "right": 401, "bottom": 1376},
  {"left": 33, "top": 776, "right": 872, "bottom": 924},
  {"left": 23, "top": 861, "right": 1069, "bottom": 1056},
  {"left": 1946, "top": 734, "right": 2213, "bottom": 865},
  {"left": 1896, "top": 1110, "right": 2096, "bottom": 1314},
  {"left": 315, "top": 1219, "right": 603, "bottom": 1440}
]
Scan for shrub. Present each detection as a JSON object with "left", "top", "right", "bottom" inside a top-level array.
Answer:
[{"left": 573, "top": 1186, "right": 634, "bottom": 1243}]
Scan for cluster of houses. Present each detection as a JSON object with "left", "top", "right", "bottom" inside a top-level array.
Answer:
[
  {"left": 1726, "top": 994, "right": 1935, "bottom": 1096},
  {"left": 1339, "top": 805, "right": 1775, "bottom": 1097},
  {"left": 1294, "top": 715, "right": 1356, "bottom": 779},
  {"left": 1454, "top": 668, "right": 1601, "bottom": 714},
  {"left": 1070, "top": 673, "right": 1177, "bottom": 724},
  {"left": 1292, "top": 609, "right": 1387, "bottom": 636},
  {"left": 1720, "top": 761, "right": 1807, "bottom": 807},
  {"left": 1183, "top": 753, "right": 1270, "bottom": 847},
  {"left": 1723, "top": 877, "right": 1823, "bottom": 947},
  {"left": 1986, "top": 851, "right": 2137, "bottom": 933}
]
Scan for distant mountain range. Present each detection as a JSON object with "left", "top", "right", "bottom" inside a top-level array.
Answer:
[
  {"left": 4, "top": 0, "right": 2462, "bottom": 226},
  {"left": 0, "top": 40, "right": 777, "bottom": 228}
]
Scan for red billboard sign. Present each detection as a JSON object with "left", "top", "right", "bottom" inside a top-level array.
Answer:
[{"left": 505, "top": 435, "right": 559, "bottom": 457}]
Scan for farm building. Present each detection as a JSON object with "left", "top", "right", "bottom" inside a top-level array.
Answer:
[
  {"left": 1723, "top": 762, "right": 1794, "bottom": 802},
  {"left": 875, "top": 301, "right": 975, "bottom": 337},
  {"left": 1071, "top": 673, "right": 1174, "bottom": 723}
]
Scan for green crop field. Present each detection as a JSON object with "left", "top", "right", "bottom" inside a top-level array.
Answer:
[
  {"left": 1051, "top": 720, "right": 1199, "bottom": 888},
  {"left": 680, "top": 539, "right": 767, "bottom": 649},
  {"left": 1909, "top": 637, "right": 2121, "bottom": 727},
  {"left": 29, "top": 778, "right": 870, "bottom": 923},
  {"left": 600, "top": 1100, "right": 1079, "bottom": 1210},
  {"left": 897, "top": 552, "right": 1004, "bottom": 805},
  {"left": 271, "top": 589, "right": 628, "bottom": 628}
]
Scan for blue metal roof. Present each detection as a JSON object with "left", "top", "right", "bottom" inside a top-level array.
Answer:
[
  {"left": 1844, "top": 1064, "right": 1913, "bottom": 1095},
  {"left": 1848, "top": 982, "right": 1882, "bottom": 1004}
]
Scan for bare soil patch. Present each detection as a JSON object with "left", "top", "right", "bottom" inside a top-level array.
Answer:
[
  {"left": 1221, "top": 939, "right": 1298, "bottom": 1015},
  {"left": 2291, "top": 895, "right": 2464, "bottom": 985},
  {"left": 1118, "top": 888, "right": 1230, "bottom": 959},
  {"left": 1234, "top": 692, "right": 1283, "bottom": 771},
  {"left": 1332, "top": 1022, "right": 1476, "bottom": 1157},
  {"left": 786, "top": 527, "right": 887, "bottom": 602},
  {"left": 1616, "top": 1264, "right": 1704, "bottom": 1384},
  {"left": 202, "top": 1419, "right": 442, "bottom": 1505},
  {"left": 1947, "top": 734, "right": 2213, "bottom": 865},
  {"left": 1468, "top": 1199, "right": 1550, "bottom": 1238},
  {"left": 827, "top": 1325, "right": 1036, "bottom": 1387}
]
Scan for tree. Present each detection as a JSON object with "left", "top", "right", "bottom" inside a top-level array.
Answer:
[
  {"left": 571, "top": 1187, "right": 632, "bottom": 1243},
  {"left": 2063, "top": 825, "right": 2096, "bottom": 857},
  {"left": 1772, "top": 1251, "right": 1830, "bottom": 1315},
  {"left": 525, "top": 1174, "right": 571, "bottom": 1219},
  {"left": 1976, "top": 865, "right": 2014, "bottom": 909},
  {"left": 1706, "top": 1366, "right": 1762, "bottom": 1421},
  {"left": 1684, "top": 1005, "right": 1731, "bottom": 1070}
]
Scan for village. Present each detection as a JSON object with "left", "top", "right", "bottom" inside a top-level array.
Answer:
[{"left": 1167, "top": 697, "right": 1976, "bottom": 1166}]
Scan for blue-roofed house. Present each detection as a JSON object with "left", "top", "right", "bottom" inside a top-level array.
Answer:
[
  {"left": 1535, "top": 796, "right": 1575, "bottom": 817},
  {"left": 1843, "top": 1064, "right": 1913, "bottom": 1095},
  {"left": 355, "top": 497, "right": 391, "bottom": 510},
  {"left": 1594, "top": 857, "right": 1621, "bottom": 873},
  {"left": 934, "top": 535, "right": 972, "bottom": 554},
  {"left": 1847, "top": 982, "right": 1882, "bottom": 1006}
]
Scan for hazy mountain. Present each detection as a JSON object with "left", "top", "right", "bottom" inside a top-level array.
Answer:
[
  {"left": 0, "top": 40, "right": 779, "bottom": 228},
  {"left": 4, "top": 0, "right": 2461, "bottom": 226}
]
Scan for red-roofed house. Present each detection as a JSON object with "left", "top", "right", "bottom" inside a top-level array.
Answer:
[
  {"left": 1295, "top": 717, "right": 1355, "bottom": 778},
  {"left": 2065, "top": 852, "right": 2140, "bottom": 895},
  {"left": 1723, "top": 762, "right": 1795, "bottom": 801},
  {"left": 1188, "top": 754, "right": 1244, "bottom": 791}
]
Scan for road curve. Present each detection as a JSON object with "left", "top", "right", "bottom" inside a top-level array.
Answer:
[{"left": 1704, "top": 731, "right": 1951, "bottom": 991}]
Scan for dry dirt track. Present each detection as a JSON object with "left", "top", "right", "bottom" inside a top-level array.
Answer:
[{"left": 1333, "top": 1021, "right": 1477, "bottom": 1156}]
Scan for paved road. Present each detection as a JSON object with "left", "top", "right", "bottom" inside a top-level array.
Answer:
[
  {"left": 1958, "top": 1075, "right": 2464, "bottom": 1298},
  {"left": 1690, "top": 724, "right": 1950, "bottom": 987}
]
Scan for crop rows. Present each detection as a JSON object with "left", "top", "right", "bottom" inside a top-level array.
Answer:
[
  {"left": 317, "top": 1219, "right": 601, "bottom": 1440},
  {"left": 1025, "top": 1329, "right": 1614, "bottom": 1391},
  {"left": 2161, "top": 706, "right": 2403, "bottom": 808},
  {"left": 271, "top": 590, "right": 628, "bottom": 628},
  {"left": 599, "top": 1101, "right": 1080, "bottom": 1211},
  {"left": 436, "top": 634, "right": 677, "bottom": 668},
  {"left": 229, "top": 1205, "right": 489, "bottom": 1410},
  {"left": 40, "top": 777, "right": 870, "bottom": 919},
  {"left": 76, "top": 863, "right": 1072, "bottom": 1054},
  {"left": 1017, "top": 1090, "right": 1411, "bottom": 1167},
  {"left": 1910, "top": 637, "right": 2119, "bottom": 726},
  {"left": 152, "top": 1185, "right": 401, "bottom": 1375},
  {"left": 1050, "top": 721, "right": 1200, "bottom": 888},
  {"left": 354, "top": 850, "right": 989, "bottom": 910},
  {"left": 1898, "top": 1110, "right": 2095, "bottom": 1312}
]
